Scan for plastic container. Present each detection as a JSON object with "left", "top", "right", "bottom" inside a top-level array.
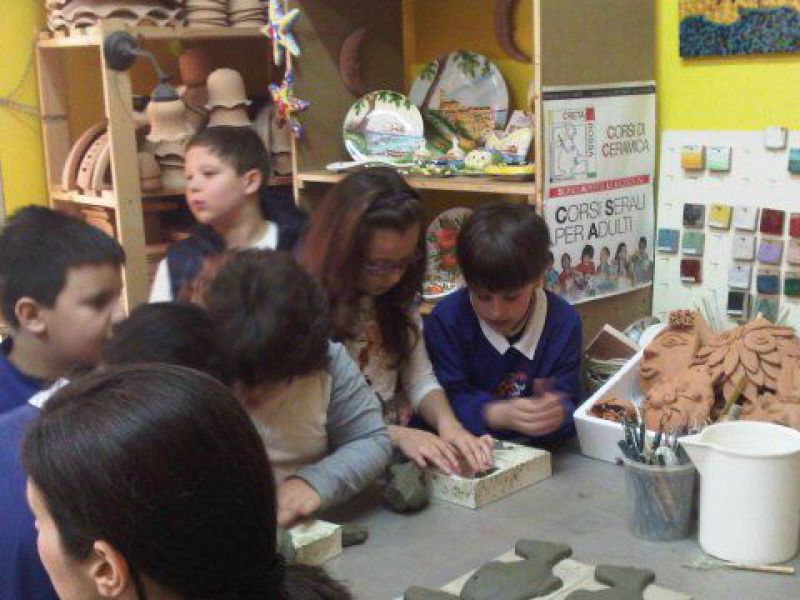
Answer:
[{"left": 622, "top": 457, "right": 696, "bottom": 541}]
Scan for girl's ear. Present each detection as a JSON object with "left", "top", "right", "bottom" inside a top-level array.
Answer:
[
  {"left": 242, "top": 168, "right": 263, "bottom": 196},
  {"left": 86, "top": 541, "right": 131, "bottom": 598}
]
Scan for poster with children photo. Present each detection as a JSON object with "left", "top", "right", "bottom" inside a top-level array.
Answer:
[
  {"left": 423, "top": 207, "right": 472, "bottom": 301},
  {"left": 543, "top": 81, "right": 655, "bottom": 303}
]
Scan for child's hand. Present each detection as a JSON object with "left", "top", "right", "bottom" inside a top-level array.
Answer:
[
  {"left": 277, "top": 478, "right": 321, "bottom": 528},
  {"left": 439, "top": 425, "right": 494, "bottom": 474},
  {"left": 391, "top": 426, "right": 460, "bottom": 475},
  {"left": 484, "top": 379, "right": 566, "bottom": 437}
]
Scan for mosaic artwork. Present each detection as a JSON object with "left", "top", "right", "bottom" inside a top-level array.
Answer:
[{"left": 680, "top": 1, "right": 800, "bottom": 57}]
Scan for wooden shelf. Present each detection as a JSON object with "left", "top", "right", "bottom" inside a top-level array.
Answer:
[
  {"left": 51, "top": 188, "right": 117, "bottom": 209},
  {"left": 297, "top": 170, "right": 535, "bottom": 196},
  {"left": 37, "top": 25, "right": 267, "bottom": 48}
]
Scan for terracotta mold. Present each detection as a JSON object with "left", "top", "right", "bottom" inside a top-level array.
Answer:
[
  {"left": 208, "top": 106, "right": 252, "bottom": 128},
  {"left": 206, "top": 68, "right": 251, "bottom": 109},
  {"left": 146, "top": 99, "right": 194, "bottom": 143}
]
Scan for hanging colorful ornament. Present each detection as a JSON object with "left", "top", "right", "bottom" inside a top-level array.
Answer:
[
  {"left": 269, "top": 76, "right": 309, "bottom": 138},
  {"left": 263, "top": 0, "right": 301, "bottom": 67}
]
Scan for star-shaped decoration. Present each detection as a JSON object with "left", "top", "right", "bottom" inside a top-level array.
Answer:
[
  {"left": 269, "top": 81, "right": 309, "bottom": 137},
  {"left": 262, "top": 1, "right": 301, "bottom": 67}
]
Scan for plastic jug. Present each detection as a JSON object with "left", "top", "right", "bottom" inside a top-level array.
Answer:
[{"left": 680, "top": 421, "right": 800, "bottom": 564}]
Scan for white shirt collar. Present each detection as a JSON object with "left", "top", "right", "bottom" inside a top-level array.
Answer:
[
  {"left": 28, "top": 378, "right": 70, "bottom": 409},
  {"left": 475, "top": 287, "right": 548, "bottom": 360},
  {"left": 258, "top": 220, "right": 279, "bottom": 250}
]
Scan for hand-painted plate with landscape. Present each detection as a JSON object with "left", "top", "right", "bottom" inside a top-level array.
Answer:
[
  {"left": 422, "top": 207, "right": 473, "bottom": 301},
  {"left": 409, "top": 51, "right": 509, "bottom": 155},
  {"left": 343, "top": 90, "right": 424, "bottom": 164}
]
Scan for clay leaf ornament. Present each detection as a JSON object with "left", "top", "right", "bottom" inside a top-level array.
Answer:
[
  {"left": 494, "top": 0, "right": 531, "bottom": 63},
  {"left": 459, "top": 540, "right": 572, "bottom": 600},
  {"left": 339, "top": 25, "right": 369, "bottom": 97},
  {"left": 263, "top": 0, "right": 301, "bottom": 67},
  {"left": 565, "top": 565, "right": 655, "bottom": 600}
]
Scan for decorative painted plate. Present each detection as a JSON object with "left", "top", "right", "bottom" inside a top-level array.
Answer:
[
  {"left": 343, "top": 90, "right": 424, "bottom": 164},
  {"left": 422, "top": 207, "right": 473, "bottom": 301},
  {"left": 409, "top": 51, "right": 509, "bottom": 155}
]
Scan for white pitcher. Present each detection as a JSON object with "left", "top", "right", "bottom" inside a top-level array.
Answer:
[{"left": 680, "top": 421, "right": 800, "bottom": 564}]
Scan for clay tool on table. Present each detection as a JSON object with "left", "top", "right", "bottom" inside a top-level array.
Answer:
[{"left": 682, "top": 553, "right": 796, "bottom": 575}]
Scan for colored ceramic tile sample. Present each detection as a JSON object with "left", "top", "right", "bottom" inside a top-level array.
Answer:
[
  {"left": 732, "top": 235, "right": 756, "bottom": 261},
  {"left": 784, "top": 272, "right": 800, "bottom": 297},
  {"left": 764, "top": 126, "right": 788, "bottom": 150},
  {"left": 756, "top": 268, "right": 781, "bottom": 295},
  {"left": 680, "top": 145, "right": 705, "bottom": 170},
  {"left": 733, "top": 205, "right": 758, "bottom": 231},
  {"left": 790, "top": 214, "right": 800, "bottom": 238},
  {"left": 683, "top": 203, "right": 706, "bottom": 228},
  {"left": 680, "top": 258, "right": 702, "bottom": 283},
  {"left": 681, "top": 231, "right": 705, "bottom": 256},
  {"left": 754, "top": 294, "right": 780, "bottom": 323},
  {"left": 727, "top": 290, "right": 749, "bottom": 317},
  {"left": 708, "top": 203, "right": 732, "bottom": 229},
  {"left": 760, "top": 208, "right": 785, "bottom": 235},
  {"left": 728, "top": 264, "right": 752, "bottom": 290},
  {"left": 706, "top": 146, "right": 732, "bottom": 172},
  {"left": 657, "top": 228, "right": 680, "bottom": 253},
  {"left": 757, "top": 238, "right": 784, "bottom": 264},
  {"left": 789, "top": 239, "right": 800, "bottom": 265},
  {"left": 789, "top": 148, "right": 800, "bottom": 174}
]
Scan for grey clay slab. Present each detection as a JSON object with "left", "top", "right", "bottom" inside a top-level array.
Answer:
[{"left": 565, "top": 565, "right": 656, "bottom": 600}]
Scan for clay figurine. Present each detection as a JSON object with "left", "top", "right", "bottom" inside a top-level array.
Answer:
[
  {"left": 382, "top": 462, "right": 429, "bottom": 513},
  {"left": 565, "top": 565, "right": 655, "bottom": 600}
]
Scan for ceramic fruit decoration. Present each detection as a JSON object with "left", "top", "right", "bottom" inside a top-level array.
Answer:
[
  {"left": 464, "top": 148, "right": 494, "bottom": 171},
  {"left": 423, "top": 207, "right": 472, "bottom": 301}
]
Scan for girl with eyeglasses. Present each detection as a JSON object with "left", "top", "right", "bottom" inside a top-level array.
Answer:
[{"left": 299, "top": 168, "right": 494, "bottom": 480}]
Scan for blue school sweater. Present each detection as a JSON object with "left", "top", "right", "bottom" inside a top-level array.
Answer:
[
  {"left": 0, "top": 338, "right": 44, "bottom": 416},
  {"left": 0, "top": 403, "right": 58, "bottom": 600},
  {"left": 424, "top": 287, "right": 582, "bottom": 442}
]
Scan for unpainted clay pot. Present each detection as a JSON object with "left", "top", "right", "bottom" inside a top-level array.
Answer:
[
  {"left": 208, "top": 106, "right": 252, "bottom": 128},
  {"left": 206, "top": 68, "right": 251, "bottom": 109},
  {"left": 179, "top": 47, "right": 212, "bottom": 87},
  {"left": 146, "top": 99, "right": 194, "bottom": 143}
]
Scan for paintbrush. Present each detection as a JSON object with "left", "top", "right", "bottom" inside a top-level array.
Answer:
[{"left": 682, "top": 554, "right": 796, "bottom": 575}]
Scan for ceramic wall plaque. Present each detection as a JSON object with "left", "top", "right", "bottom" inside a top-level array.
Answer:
[
  {"left": 726, "top": 290, "right": 749, "bottom": 318},
  {"left": 756, "top": 268, "right": 781, "bottom": 295},
  {"left": 789, "top": 148, "right": 800, "bottom": 174},
  {"left": 708, "top": 203, "right": 732, "bottom": 229},
  {"left": 733, "top": 205, "right": 758, "bottom": 231},
  {"left": 707, "top": 146, "right": 732, "bottom": 172},
  {"left": 757, "top": 238, "right": 784, "bottom": 264},
  {"left": 788, "top": 239, "right": 800, "bottom": 265},
  {"left": 681, "top": 231, "right": 705, "bottom": 256},
  {"left": 785, "top": 271, "right": 800, "bottom": 297},
  {"left": 789, "top": 214, "right": 800, "bottom": 238},
  {"left": 760, "top": 208, "right": 785, "bottom": 235},
  {"left": 680, "top": 258, "right": 702, "bottom": 283},
  {"left": 728, "top": 264, "right": 752, "bottom": 290},
  {"left": 732, "top": 234, "right": 756, "bottom": 261},
  {"left": 683, "top": 203, "right": 706, "bottom": 228},
  {"left": 680, "top": 145, "right": 705, "bottom": 170},
  {"left": 754, "top": 294, "right": 780, "bottom": 322},
  {"left": 657, "top": 228, "right": 680, "bottom": 253}
]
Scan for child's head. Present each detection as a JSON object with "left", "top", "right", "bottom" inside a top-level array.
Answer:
[
  {"left": 23, "top": 364, "right": 350, "bottom": 600},
  {"left": 561, "top": 253, "right": 572, "bottom": 270},
  {"left": 0, "top": 206, "right": 125, "bottom": 370},
  {"left": 580, "top": 245, "right": 594, "bottom": 264},
  {"left": 458, "top": 202, "right": 551, "bottom": 336},
  {"left": 615, "top": 242, "right": 628, "bottom": 261},
  {"left": 600, "top": 246, "right": 610, "bottom": 261},
  {"left": 103, "top": 302, "right": 225, "bottom": 382},
  {"left": 184, "top": 126, "right": 268, "bottom": 227},
  {"left": 546, "top": 251, "right": 554, "bottom": 269},
  {"left": 204, "top": 250, "right": 331, "bottom": 387},
  {"left": 299, "top": 167, "right": 425, "bottom": 365},
  {"left": 638, "top": 236, "right": 647, "bottom": 252}
]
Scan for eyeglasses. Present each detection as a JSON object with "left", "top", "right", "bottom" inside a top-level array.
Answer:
[{"left": 363, "top": 250, "right": 422, "bottom": 275}]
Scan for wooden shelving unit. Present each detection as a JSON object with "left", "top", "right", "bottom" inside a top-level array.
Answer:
[{"left": 36, "top": 20, "right": 276, "bottom": 309}]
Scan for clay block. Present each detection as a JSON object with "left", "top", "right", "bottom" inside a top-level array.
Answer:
[
  {"left": 679, "top": 259, "right": 702, "bottom": 284},
  {"left": 682, "top": 204, "right": 705, "bottom": 228},
  {"left": 757, "top": 238, "right": 783, "bottom": 264},
  {"left": 425, "top": 442, "right": 551, "bottom": 509},
  {"left": 384, "top": 461, "right": 429, "bottom": 513},
  {"left": 288, "top": 520, "right": 342, "bottom": 566},
  {"left": 733, "top": 205, "right": 758, "bottom": 231},
  {"left": 760, "top": 208, "right": 785, "bottom": 236},
  {"left": 656, "top": 228, "right": 679, "bottom": 254}
]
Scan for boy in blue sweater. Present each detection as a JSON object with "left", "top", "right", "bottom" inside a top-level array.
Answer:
[
  {"left": 0, "top": 206, "right": 125, "bottom": 599},
  {"left": 424, "top": 202, "right": 582, "bottom": 443}
]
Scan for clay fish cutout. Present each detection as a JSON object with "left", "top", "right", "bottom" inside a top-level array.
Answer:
[{"left": 565, "top": 565, "right": 655, "bottom": 600}]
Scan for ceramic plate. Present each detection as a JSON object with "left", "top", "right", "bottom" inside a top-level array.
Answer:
[
  {"left": 423, "top": 207, "right": 473, "bottom": 300},
  {"left": 343, "top": 90, "right": 424, "bottom": 164},
  {"left": 409, "top": 51, "right": 509, "bottom": 154}
]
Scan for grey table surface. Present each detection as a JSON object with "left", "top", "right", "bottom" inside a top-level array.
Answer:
[{"left": 321, "top": 440, "right": 799, "bottom": 600}]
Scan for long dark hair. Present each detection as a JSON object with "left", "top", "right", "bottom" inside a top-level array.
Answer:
[
  {"left": 299, "top": 168, "right": 425, "bottom": 366},
  {"left": 23, "top": 364, "right": 350, "bottom": 600}
]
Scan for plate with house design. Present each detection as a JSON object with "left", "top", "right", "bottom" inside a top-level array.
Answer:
[
  {"left": 409, "top": 50, "right": 509, "bottom": 155},
  {"left": 342, "top": 90, "right": 424, "bottom": 164}
]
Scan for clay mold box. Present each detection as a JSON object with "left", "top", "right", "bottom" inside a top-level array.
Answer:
[
  {"left": 437, "top": 548, "right": 692, "bottom": 599},
  {"left": 289, "top": 520, "right": 342, "bottom": 566},
  {"left": 425, "top": 442, "right": 551, "bottom": 508}
]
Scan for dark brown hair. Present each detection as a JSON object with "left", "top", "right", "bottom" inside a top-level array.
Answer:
[
  {"left": 457, "top": 201, "right": 551, "bottom": 292},
  {"left": 203, "top": 250, "right": 331, "bottom": 386},
  {"left": 23, "top": 364, "right": 350, "bottom": 599},
  {"left": 187, "top": 125, "right": 269, "bottom": 179},
  {"left": 298, "top": 168, "right": 425, "bottom": 367}
]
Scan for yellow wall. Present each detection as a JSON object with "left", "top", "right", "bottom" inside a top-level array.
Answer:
[
  {"left": 0, "top": 4, "right": 47, "bottom": 213},
  {"left": 657, "top": 1, "right": 800, "bottom": 130}
]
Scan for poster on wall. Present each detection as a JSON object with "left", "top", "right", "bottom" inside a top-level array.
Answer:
[
  {"left": 542, "top": 81, "right": 656, "bottom": 305},
  {"left": 680, "top": 1, "right": 800, "bottom": 57}
]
